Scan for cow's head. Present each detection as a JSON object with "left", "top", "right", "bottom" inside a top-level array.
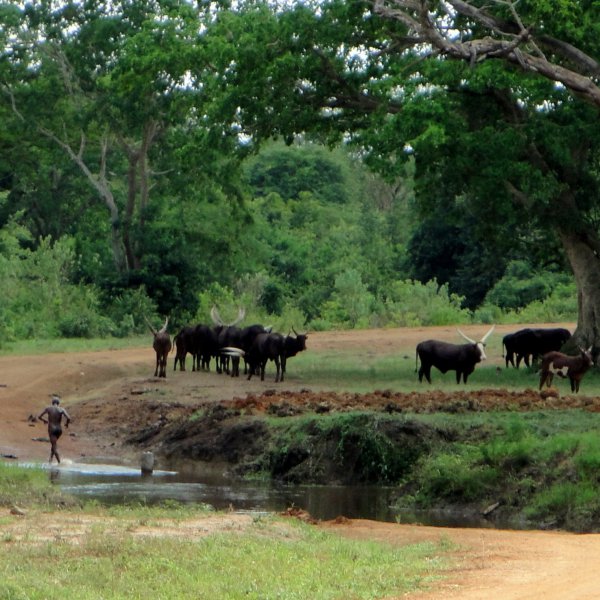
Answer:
[
  {"left": 289, "top": 328, "right": 308, "bottom": 353},
  {"left": 457, "top": 325, "right": 495, "bottom": 361},
  {"left": 580, "top": 346, "right": 594, "bottom": 366}
]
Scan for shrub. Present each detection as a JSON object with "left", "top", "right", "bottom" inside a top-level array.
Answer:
[
  {"left": 382, "top": 279, "right": 472, "bottom": 326},
  {"left": 416, "top": 451, "right": 499, "bottom": 504}
]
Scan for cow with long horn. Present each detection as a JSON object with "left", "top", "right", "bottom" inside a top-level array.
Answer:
[
  {"left": 210, "top": 306, "right": 246, "bottom": 374},
  {"left": 416, "top": 326, "right": 495, "bottom": 384},
  {"left": 145, "top": 316, "right": 172, "bottom": 378}
]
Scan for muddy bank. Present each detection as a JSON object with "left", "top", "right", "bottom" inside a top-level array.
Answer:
[{"left": 69, "top": 387, "right": 600, "bottom": 531}]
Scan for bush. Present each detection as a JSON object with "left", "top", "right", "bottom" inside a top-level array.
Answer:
[
  {"left": 382, "top": 279, "right": 472, "bottom": 326},
  {"left": 104, "top": 286, "right": 158, "bottom": 336},
  {"left": 485, "top": 260, "right": 570, "bottom": 310}
]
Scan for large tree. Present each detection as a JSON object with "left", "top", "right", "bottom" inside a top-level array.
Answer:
[
  {"left": 204, "top": 1, "right": 600, "bottom": 346},
  {"left": 3, "top": 1, "right": 239, "bottom": 275},
  {"left": 370, "top": 0, "right": 600, "bottom": 346}
]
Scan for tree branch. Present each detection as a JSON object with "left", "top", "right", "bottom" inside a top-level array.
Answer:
[{"left": 373, "top": 0, "right": 600, "bottom": 109}]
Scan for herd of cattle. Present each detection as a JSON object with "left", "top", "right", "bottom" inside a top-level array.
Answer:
[
  {"left": 146, "top": 309, "right": 308, "bottom": 383},
  {"left": 416, "top": 325, "right": 594, "bottom": 393},
  {"left": 147, "top": 316, "right": 594, "bottom": 393}
]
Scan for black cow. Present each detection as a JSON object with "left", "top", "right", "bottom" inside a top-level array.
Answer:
[
  {"left": 416, "top": 326, "right": 495, "bottom": 384},
  {"left": 242, "top": 330, "right": 308, "bottom": 382},
  {"left": 503, "top": 327, "right": 571, "bottom": 368},
  {"left": 238, "top": 324, "right": 272, "bottom": 376},
  {"left": 194, "top": 324, "right": 220, "bottom": 371},
  {"left": 173, "top": 326, "right": 197, "bottom": 371}
]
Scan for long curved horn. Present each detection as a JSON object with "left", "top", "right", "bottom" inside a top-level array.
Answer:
[
  {"left": 229, "top": 307, "right": 246, "bottom": 327},
  {"left": 144, "top": 315, "right": 157, "bottom": 335},
  {"left": 457, "top": 328, "right": 476, "bottom": 344},
  {"left": 480, "top": 325, "right": 495, "bottom": 344},
  {"left": 210, "top": 306, "right": 223, "bottom": 326},
  {"left": 158, "top": 317, "right": 169, "bottom": 334}
]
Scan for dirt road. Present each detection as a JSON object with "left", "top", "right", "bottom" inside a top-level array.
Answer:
[{"left": 4, "top": 322, "right": 600, "bottom": 599}]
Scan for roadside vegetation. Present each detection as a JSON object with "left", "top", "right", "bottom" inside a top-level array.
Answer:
[{"left": 0, "top": 463, "right": 451, "bottom": 599}]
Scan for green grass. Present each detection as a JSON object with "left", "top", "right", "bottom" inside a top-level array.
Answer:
[
  {"left": 0, "top": 462, "right": 76, "bottom": 508},
  {"left": 0, "top": 335, "right": 149, "bottom": 356},
  {"left": 289, "top": 348, "right": 594, "bottom": 394},
  {"left": 0, "top": 519, "right": 451, "bottom": 599}
]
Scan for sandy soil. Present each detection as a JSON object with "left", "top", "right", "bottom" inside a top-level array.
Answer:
[{"left": 4, "top": 322, "right": 600, "bottom": 599}]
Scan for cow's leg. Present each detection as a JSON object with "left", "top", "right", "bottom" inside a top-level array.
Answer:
[
  {"left": 260, "top": 359, "right": 267, "bottom": 381},
  {"left": 280, "top": 357, "right": 286, "bottom": 382},
  {"left": 418, "top": 364, "right": 431, "bottom": 384},
  {"left": 572, "top": 377, "right": 578, "bottom": 393},
  {"left": 154, "top": 355, "right": 159, "bottom": 377}
]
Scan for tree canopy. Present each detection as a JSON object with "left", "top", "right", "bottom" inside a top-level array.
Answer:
[{"left": 1, "top": 0, "right": 596, "bottom": 341}]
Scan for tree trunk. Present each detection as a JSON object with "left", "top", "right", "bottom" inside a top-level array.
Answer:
[{"left": 559, "top": 229, "right": 600, "bottom": 351}]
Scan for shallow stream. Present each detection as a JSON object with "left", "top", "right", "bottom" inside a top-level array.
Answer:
[{"left": 23, "top": 457, "right": 511, "bottom": 529}]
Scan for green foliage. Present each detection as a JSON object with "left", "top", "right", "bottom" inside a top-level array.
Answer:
[
  {"left": 381, "top": 279, "right": 472, "bottom": 326},
  {"left": 245, "top": 142, "right": 357, "bottom": 204},
  {"left": 321, "top": 269, "right": 375, "bottom": 328},
  {"left": 510, "top": 283, "right": 578, "bottom": 323},
  {"left": 417, "top": 451, "right": 500, "bottom": 504},
  {"left": 485, "top": 261, "right": 572, "bottom": 310},
  {"left": 103, "top": 286, "right": 158, "bottom": 337},
  {"left": 0, "top": 1, "right": 588, "bottom": 336}
]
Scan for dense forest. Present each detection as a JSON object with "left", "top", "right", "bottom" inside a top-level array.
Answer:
[{"left": 2, "top": 0, "right": 594, "bottom": 341}]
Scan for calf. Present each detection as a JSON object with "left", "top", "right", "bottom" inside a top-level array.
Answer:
[
  {"left": 539, "top": 347, "right": 593, "bottom": 393},
  {"left": 146, "top": 316, "right": 172, "bottom": 378}
]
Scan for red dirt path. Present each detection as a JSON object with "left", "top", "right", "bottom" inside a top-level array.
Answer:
[{"left": 3, "top": 322, "right": 600, "bottom": 599}]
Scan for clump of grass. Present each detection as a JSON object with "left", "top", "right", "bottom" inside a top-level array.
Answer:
[{"left": 0, "top": 462, "right": 76, "bottom": 508}]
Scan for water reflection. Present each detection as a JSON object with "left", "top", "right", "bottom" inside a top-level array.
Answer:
[{"left": 27, "top": 459, "right": 514, "bottom": 529}]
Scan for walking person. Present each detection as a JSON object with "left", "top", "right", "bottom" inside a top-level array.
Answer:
[{"left": 37, "top": 395, "right": 71, "bottom": 464}]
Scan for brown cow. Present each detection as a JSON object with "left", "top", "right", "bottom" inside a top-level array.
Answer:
[
  {"left": 539, "top": 347, "right": 593, "bottom": 393},
  {"left": 146, "top": 317, "right": 172, "bottom": 378}
]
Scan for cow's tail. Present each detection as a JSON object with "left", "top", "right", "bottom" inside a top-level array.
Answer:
[
  {"left": 501, "top": 340, "right": 505, "bottom": 359},
  {"left": 171, "top": 332, "right": 180, "bottom": 354},
  {"left": 415, "top": 348, "right": 419, "bottom": 373}
]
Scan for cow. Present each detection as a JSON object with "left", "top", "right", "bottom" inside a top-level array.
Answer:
[
  {"left": 224, "top": 329, "right": 308, "bottom": 382},
  {"left": 146, "top": 316, "right": 172, "bottom": 378},
  {"left": 210, "top": 306, "right": 246, "bottom": 374},
  {"left": 416, "top": 326, "right": 495, "bottom": 384},
  {"left": 193, "top": 324, "right": 220, "bottom": 371},
  {"left": 502, "top": 330, "right": 524, "bottom": 369},
  {"left": 503, "top": 327, "right": 571, "bottom": 368},
  {"left": 173, "top": 326, "right": 197, "bottom": 371},
  {"left": 539, "top": 347, "right": 593, "bottom": 393}
]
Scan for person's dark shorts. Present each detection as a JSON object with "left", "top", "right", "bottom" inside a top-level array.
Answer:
[{"left": 50, "top": 425, "right": 62, "bottom": 439}]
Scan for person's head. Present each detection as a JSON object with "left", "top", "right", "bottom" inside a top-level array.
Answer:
[{"left": 51, "top": 395, "right": 60, "bottom": 405}]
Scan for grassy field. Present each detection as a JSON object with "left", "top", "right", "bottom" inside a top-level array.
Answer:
[
  {"left": 289, "top": 347, "right": 600, "bottom": 395},
  {"left": 0, "top": 464, "right": 452, "bottom": 600}
]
